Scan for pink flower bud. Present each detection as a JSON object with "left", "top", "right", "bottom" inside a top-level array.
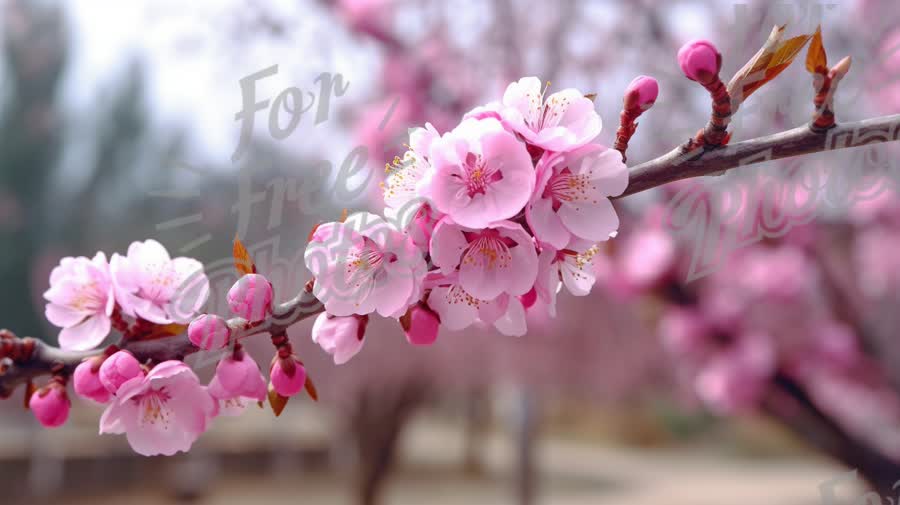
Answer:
[
  {"left": 30, "top": 385, "right": 70, "bottom": 428},
  {"left": 213, "top": 352, "right": 266, "bottom": 402},
  {"left": 624, "top": 75, "right": 659, "bottom": 110},
  {"left": 269, "top": 356, "right": 307, "bottom": 397},
  {"left": 677, "top": 39, "right": 720, "bottom": 82},
  {"left": 187, "top": 314, "right": 231, "bottom": 350},
  {"left": 99, "top": 351, "right": 143, "bottom": 394},
  {"left": 73, "top": 358, "right": 110, "bottom": 403},
  {"left": 312, "top": 313, "right": 367, "bottom": 365},
  {"left": 227, "top": 274, "right": 274, "bottom": 323},
  {"left": 402, "top": 303, "right": 440, "bottom": 346}
]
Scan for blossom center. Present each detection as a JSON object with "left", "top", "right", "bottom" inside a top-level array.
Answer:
[
  {"left": 525, "top": 88, "right": 569, "bottom": 132},
  {"left": 345, "top": 237, "right": 396, "bottom": 288},
  {"left": 138, "top": 264, "right": 179, "bottom": 305},
  {"left": 461, "top": 230, "right": 514, "bottom": 271},
  {"left": 543, "top": 168, "right": 597, "bottom": 210},
  {"left": 70, "top": 282, "right": 105, "bottom": 312},
  {"left": 460, "top": 152, "right": 502, "bottom": 197},
  {"left": 135, "top": 387, "right": 173, "bottom": 428}
]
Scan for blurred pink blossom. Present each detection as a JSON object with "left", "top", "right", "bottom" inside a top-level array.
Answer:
[{"left": 695, "top": 332, "right": 775, "bottom": 414}]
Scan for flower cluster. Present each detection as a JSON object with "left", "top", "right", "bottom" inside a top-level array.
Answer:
[
  {"left": 305, "top": 76, "right": 629, "bottom": 363},
  {"left": 44, "top": 240, "right": 210, "bottom": 352},
  {"left": 24, "top": 76, "right": 631, "bottom": 455},
  {"left": 36, "top": 240, "right": 316, "bottom": 456}
]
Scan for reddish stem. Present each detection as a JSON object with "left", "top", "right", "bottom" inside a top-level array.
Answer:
[
  {"left": 811, "top": 70, "right": 836, "bottom": 132},
  {"left": 614, "top": 107, "right": 642, "bottom": 162},
  {"left": 689, "top": 75, "right": 732, "bottom": 150}
]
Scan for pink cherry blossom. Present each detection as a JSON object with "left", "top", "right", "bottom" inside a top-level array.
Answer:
[
  {"left": 43, "top": 252, "right": 115, "bottom": 351},
  {"left": 270, "top": 357, "right": 307, "bottom": 397},
  {"left": 403, "top": 303, "right": 440, "bottom": 345},
  {"left": 30, "top": 384, "right": 70, "bottom": 428},
  {"left": 73, "top": 358, "right": 111, "bottom": 404},
  {"left": 528, "top": 145, "right": 627, "bottom": 248},
  {"left": 311, "top": 313, "right": 368, "bottom": 365},
  {"left": 619, "top": 228, "right": 676, "bottom": 289},
  {"left": 463, "top": 102, "right": 503, "bottom": 122},
  {"left": 809, "top": 321, "right": 861, "bottom": 371},
  {"left": 99, "top": 351, "right": 143, "bottom": 394},
  {"left": 659, "top": 307, "right": 711, "bottom": 358},
  {"left": 209, "top": 352, "right": 267, "bottom": 416},
  {"left": 427, "top": 283, "right": 527, "bottom": 337},
  {"left": 854, "top": 226, "right": 900, "bottom": 299},
  {"left": 227, "top": 273, "right": 274, "bottom": 322},
  {"left": 403, "top": 203, "right": 441, "bottom": 252},
  {"left": 695, "top": 332, "right": 775, "bottom": 414},
  {"left": 305, "top": 212, "right": 426, "bottom": 317},
  {"left": 382, "top": 125, "right": 443, "bottom": 245},
  {"left": 110, "top": 240, "right": 210, "bottom": 325},
  {"left": 337, "top": 0, "right": 393, "bottom": 38},
  {"left": 535, "top": 242, "right": 605, "bottom": 317},
  {"left": 430, "top": 218, "right": 538, "bottom": 300},
  {"left": 429, "top": 117, "right": 534, "bottom": 228},
  {"left": 99, "top": 361, "right": 216, "bottom": 457},
  {"left": 382, "top": 124, "right": 439, "bottom": 221},
  {"left": 500, "top": 76, "right": 602, "bottom": 153}
]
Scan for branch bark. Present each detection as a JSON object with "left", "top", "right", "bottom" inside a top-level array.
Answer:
[
  {"left": 4, "top": 111, "right": 900, "bottom": 396},
  {"left": 618, "top": 113, "right": 900, "bottom": 197},
  {"left": 0, "top": 289, "right": 323, "bottom": 394}
]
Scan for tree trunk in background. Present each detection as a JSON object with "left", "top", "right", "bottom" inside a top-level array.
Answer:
[
  {"left": 767, "top": 374, "right": 900, "bottom": 500},
  {"left": 513, "top": 387, "right": 540, "bottom": 505},
  {"left": 462, "top": 386, "right": 489, "bottom": 476},
  {"left": 350, "top": 380, "right": 427, "bottom": 505}
]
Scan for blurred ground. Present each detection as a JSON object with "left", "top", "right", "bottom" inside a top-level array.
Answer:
[{"left": 2, "top": 405, "right": 856, "bottom": 505}]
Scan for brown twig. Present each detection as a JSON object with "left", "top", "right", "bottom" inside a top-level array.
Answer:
[
  {"left": 619, "top": 113, "right": 900, "bottom": 197},
  {"left": 5, "top": 113, "right": 900, "bottom": 393},
  {"left": 0, "top": 289, "right": 323, "bottom": 394}
]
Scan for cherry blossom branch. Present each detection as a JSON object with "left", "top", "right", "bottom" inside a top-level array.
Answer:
[
  {"left": 7, "top": 113, "right": 900, "bottom": 393},
  {"left": 0, "top": 289, "right": 323, "bottom": 395},
  {"left": 618, "top": 113, "right": 900, "bottom": 197}
]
